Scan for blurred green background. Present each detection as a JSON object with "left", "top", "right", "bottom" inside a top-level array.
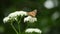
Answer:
[{"left": 0, "top": 0, "right": 60, "bottom": 34}]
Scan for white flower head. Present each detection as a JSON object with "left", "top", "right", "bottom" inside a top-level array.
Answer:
[
  {"left": 3, "top": 11, "right": 28, "bottom": 23},
  {"left": 24, "top": 16, "right": 37, "bottom": 23},
  {"left": 34, "top": 28, "right": 42, "bottom": 33},
  {"left": 25, "top": 28, "right": 42, "bottom": 34},
  {"left": 8, "top": 11, "right": 27, "bottom": 18},
  {"left": 8, "top": 12, "right": 18, "bottom": 18},
  {"left": 3, "top": 17, "right": 10, "bottom": 23},
  {"left": 17, "top": 11, "right": 27, "bottom": 16},
  {"left": 44, "top": 0, "right": 55, "bottom": 9}
]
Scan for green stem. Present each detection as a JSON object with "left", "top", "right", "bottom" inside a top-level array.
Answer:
[
  {"left": 11, "top": 23, "right": 18, "bottom": 34},
  {"left": 18, "top": 17, "right": 23, "bottom": 34},
  {"left": 18, "top": 23, "right": 20, "bottom": 34},
  {"left": 18, "top": 19, "right": 21, "bottom": 34},
  {"left": 16, "top": 16, "right": 22, "bottom": 34}
]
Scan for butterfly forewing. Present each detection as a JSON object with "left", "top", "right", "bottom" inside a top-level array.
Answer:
[{"left": 27, "top": 9, "right": 37, "bottom": 17}]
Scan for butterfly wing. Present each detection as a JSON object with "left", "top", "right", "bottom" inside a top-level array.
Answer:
[{"left": 28, "top": 9, "right": 37, "bottom": 17}]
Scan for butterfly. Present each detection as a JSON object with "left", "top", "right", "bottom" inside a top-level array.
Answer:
[{"left": 27, "top": 9, "right": 37, "bottom": 17}]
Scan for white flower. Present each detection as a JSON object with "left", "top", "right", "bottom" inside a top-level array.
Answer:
[
  {"left": 25, "top": 28, "right": 34, "bottom": 33},
  {"left": 3, "top": 11, "right": 28, "bottom": 23},
  {"left": 8, "top": 11, "right": 27, "bottom": 18},
  {"left": 25, "top": 28, "right": 42, "bottom": 33},
  {"left": 24, "top": 16, "right": 37, "bottom": 23},
  {"left": 8, "top": 12, "right": 18, "bottom": 18},
  {"left": 44, "top": 0, "right": 54, "bottom": 9},
  {"left": 3, "top": 17, "right": 10, "bottom": 23},
  {"left": 34, "top": 28, "right": 42, "bottom": 33},
  {"left": 17, "top": 11, "right": 27, "bottom": 16}
]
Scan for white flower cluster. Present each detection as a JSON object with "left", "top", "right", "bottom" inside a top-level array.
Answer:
[
  {"left": 3, "top": 11, "right": 27, "bottom": 23},
  {"left": 8, "top": 11, "right": 27, "bottom": 18},
  {"left": 3, "top": 17, "right": 10, "bottom": 23},
  {"left": 25, "top": 28, "right": 42, "bottom": 34},
  {"left": 24, "top": 16, "right": 37, "bottom": 23}
]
